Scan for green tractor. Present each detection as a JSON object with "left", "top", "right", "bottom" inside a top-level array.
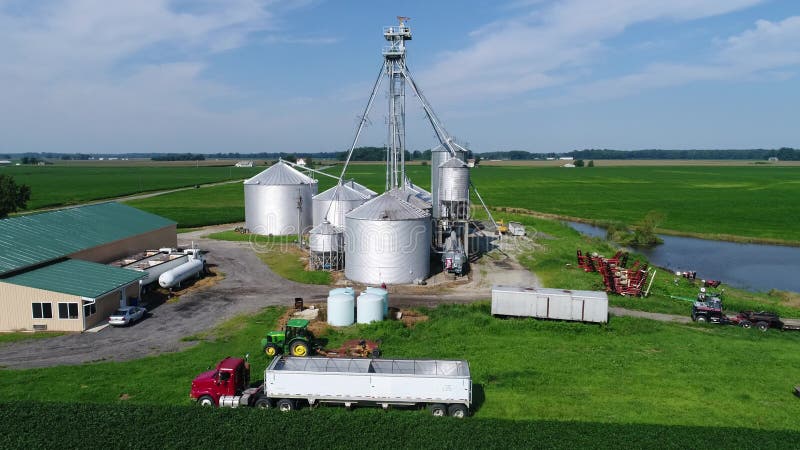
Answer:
[{"left": 261, "top": 318, "right": 314, "bottom": 357}]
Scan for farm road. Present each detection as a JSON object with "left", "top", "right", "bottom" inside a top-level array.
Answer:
[{"left": 0, "top": 226, "right": 687, "bottom": 369}]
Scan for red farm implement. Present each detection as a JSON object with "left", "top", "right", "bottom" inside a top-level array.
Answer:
[{"left": 577, "top": 249, "right": 654, "bottom": 297}]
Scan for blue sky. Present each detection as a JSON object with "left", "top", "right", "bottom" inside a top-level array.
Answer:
[{"left": 0, "top": 0, "right": 798, "bottom": 154}]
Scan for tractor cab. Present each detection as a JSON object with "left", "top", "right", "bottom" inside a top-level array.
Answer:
[
  {"left": 261, "top": 318, "right": 313, "bottom": 357},
  {"left": 189, "top": 357, "right": 250, "bottom": 405}
]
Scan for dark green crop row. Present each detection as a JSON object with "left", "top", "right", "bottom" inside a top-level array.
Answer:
[{"left": 1, "top": 402, "right": 797, "bottom": 449}]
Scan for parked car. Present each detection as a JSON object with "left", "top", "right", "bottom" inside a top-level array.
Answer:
[{"left": 108, "top": 306, "right": 146, "bottom": 326}]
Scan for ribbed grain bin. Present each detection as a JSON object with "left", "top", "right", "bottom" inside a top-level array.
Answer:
[
  {"left": 344, "top": 192, "right": 431, "bottom": 285},
  {"left": 327, "top": 293, "right": 355, "bottom": 326},
  {"left": 365, "top": 287, "right": 389, "bottom": 318},
  {"left": 243, "top": 162, "right": 318, "bottom": 235},
  {"left": 357, "top": 293, "right": 384, "bottom": 324},
  {"left": 312, "top": 184, "right": 368, "bottom": 228}
]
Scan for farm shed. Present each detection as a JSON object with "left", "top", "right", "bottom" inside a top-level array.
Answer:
[{"left": 0, "top": 203, "right": 176, "bottom": 332}]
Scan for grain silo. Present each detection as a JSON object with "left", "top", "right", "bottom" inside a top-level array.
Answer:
[
  {"left": 343, "top": 179, "right": 377, "bottom": 198},
  {"left": 438, "top": 158, "right": 470, "bottom": 220},
  {"left": 243, "top": 161, "right": 318, "bottom": 235},
  {"left": 344, "top": 191, "right": 431, "bottom": 284},
  {"left": 308, "top": 221, "right": 344, "bottom": 271},
  {"left": 312, "top": 183, "right": 369, "bottom": 228}
]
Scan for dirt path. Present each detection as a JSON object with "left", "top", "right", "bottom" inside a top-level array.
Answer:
[{"left": 609, "top": 307, "right": 691, "bottom": 324}]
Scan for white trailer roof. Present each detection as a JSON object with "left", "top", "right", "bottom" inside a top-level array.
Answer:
[
  {"left": 492, "top": 285, "right": 608, "bottom": 300},
  {"left": 271, "top": 357, "right": 470, "bottom": 377}
]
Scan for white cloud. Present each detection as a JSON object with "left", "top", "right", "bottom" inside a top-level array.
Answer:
[
  {"left": 416, "top": 0, "right": 768, "bottom": 104},
  {"left": 552, "top": 15, "right": 800, "bottom": 105}
]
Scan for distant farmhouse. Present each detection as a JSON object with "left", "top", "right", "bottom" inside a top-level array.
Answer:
[{"left": 235, "top": 160, "right": 254, "bottom": 168}]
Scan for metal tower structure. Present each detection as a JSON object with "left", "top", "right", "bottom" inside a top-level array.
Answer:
[{"left": 382, "top": 17, "right": 411, "bottom": 191}]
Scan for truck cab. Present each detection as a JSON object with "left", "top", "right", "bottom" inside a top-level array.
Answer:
[{"left": 190, "top": 357, "right": 250, "bottom": 406}]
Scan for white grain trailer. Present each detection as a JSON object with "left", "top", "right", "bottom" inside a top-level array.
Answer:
[
  {"left": 262, "top": 356, "right": 472, "bottom": 417},
  {"left": 491, "top": 285, "right": 608, "bottom": 324}
]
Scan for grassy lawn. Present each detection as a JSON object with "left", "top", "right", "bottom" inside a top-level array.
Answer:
[
  {"left": 7, "top": 165, "right": 262, "bottom": 210},
  {"left": 254, "top": 246, "right": 331, "bottom": 285},
  {"left": 126, "top": 182, "right": 246, "bottom": 228},
  {"left": 1, "top": 304, "right": 798, "bottom": 432}
]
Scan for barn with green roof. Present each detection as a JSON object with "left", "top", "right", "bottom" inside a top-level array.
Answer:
[{"left": 0, "top": 203, "right": 176, "bottom": 332}]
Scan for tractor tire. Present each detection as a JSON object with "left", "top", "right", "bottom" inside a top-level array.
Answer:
[
  {"left": 276, "top": 399, "right": 294, "bottom": 412},
  {"left": 756, "top": 321, "right": 770, "bottom": 332},
  {"left": 695, "top": 315, "right": 708, "bottom": 323},
  {"left": 371, "top": 348, "right": 382, "bottom": 358},
  {"left": 428, "top": 403, "right": 447, "bottom": 417},
  {"left": 264, "top": 344, "right": 280, "bottom": 357},
  {"left": 290, "top": 340, "right": 310, "bottom": 357},
  {"left": 254, "top": 398, "right": 271, "bottom": 409},
  {"left": 447, "top": 404, "right": 468, "bottom": 418},
  {"left": 198, "top": 395, "right": 215, "bottom": 407},
  {"left": 739, "top": 320, "right": 752, "bottom": 329}
]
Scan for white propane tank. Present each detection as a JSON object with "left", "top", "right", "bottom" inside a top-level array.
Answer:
[
  {"left": 327, "top": 294, "right": 355, "bottom": 326},
  {"left": 159, "top": 259, "right": 204, "bottom": 288},
  {"left": 356, "top": 293, "right": 384, "bottom": 324},
  {"left": 364, "top": 287, "right": 389, "bottom": 318}
]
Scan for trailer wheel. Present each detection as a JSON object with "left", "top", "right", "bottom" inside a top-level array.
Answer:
[
  {"left": 447, "top": 404, "right": 468, "bottom": 418},
  {"left": 756, "top": 321, "right": 769, "bottom": 332},
  {"left": 198, "top": 395, "right": 214, "bottom": 407},
  {"left": 290, "top": 341, "right": 309, "bottom": 357},
  {"left": 254, "top": 398, "right": 271, "bottom": 409},
  {"left": 739, "top": 320, "right": 752, "bottom": 329},
  {"left": 276, "top": 399, "right": 294, "bottom": 412},
  {"left": 264, "top": 344, "right": 279, "bottom": 357},
  {"left": 428, "top": 403, "right": 447, "bottom": 417}
]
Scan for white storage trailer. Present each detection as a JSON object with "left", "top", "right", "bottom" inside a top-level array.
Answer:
[
  {"left": 262, "top": 356, "right": 472, "bottom": 417},
  {"left": 491, "top": 285, "right": 608, "bottom": 324}
]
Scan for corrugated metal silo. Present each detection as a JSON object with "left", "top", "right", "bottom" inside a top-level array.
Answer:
[
  {"left": 439, "top": 158, "right": 470, "bottom": 220},
  {"left": 308, "top": 221, "right": 343, "bottom": 271},
  {"left": 312, "top": 183, "right": 368, "bottom": 228},
  {"left": 343, "top": 179, "right": 378, "bottom": 198},
  {"left": 344, "top": 191, "right": 431, "bottom": 284},
  {"left": 244, "top": 162, "right": 318, "bottom": 235},
  {"left": 430, "top": 145, "right": 467, "bottom": 219}
]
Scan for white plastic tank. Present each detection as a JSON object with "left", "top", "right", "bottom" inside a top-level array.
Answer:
[
  {"left": 327, "top": 293, "right": 355, "bottom": 326},
  {"left": 243, "top": 161, "right": 318, "bottom": 235},
  {"left": 365, "top": 287, "right": 389, "bottom": 318},
  {"left": 329, "top": 287, "right": 355, "bottom": 299},
  {"left": 357, "top": 293, "right": 384, "bottom": 324},
  {"left": 344, "top": 191, "right": 431, "bottom": 285}
]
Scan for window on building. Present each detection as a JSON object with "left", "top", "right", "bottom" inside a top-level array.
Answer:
[
  {"left": 84, "top": 303, "right": 96, "bottom": 318},
  {"left": 58, "top": 302, "right": 79, "bottom": 319},
  {"left": 32, "top": 302, "right": 53, "bottom": 319}
]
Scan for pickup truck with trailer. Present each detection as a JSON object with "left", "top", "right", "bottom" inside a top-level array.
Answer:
[{"left": 190, "top": 356, "right": 472, "bottom": 417}]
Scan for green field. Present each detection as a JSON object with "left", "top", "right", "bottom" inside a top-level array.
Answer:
[
  {"left": 5, "top": 165, "right": 261, "bottom": 210},
  {"left": 1, "top": 305, "right": 799, "bottom": 443},
  {"left": 124, "top": 163, "right": 799, "bottom": 243}
]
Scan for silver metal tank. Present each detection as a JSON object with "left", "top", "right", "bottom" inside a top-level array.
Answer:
[
  {"left": 308, "top": 221, "right": 343, "bottom": 253},
  {"left": 439, "top": 158, "right": 470, "bottom": 202},
  {"left": 309, "top": 221, "right": 343, "bottom": 271},
  {"left": 244, "top": 162, "right": 318, "bottom": 235},
  {"left": 430, "top": 145, "right": 467, "bottom": 218},
  {"left": 343, "top": 179, "right": 377, "bottom": 198},
  {"left": 312, "top": 183, "right": 368, "bottom": 228},
  {"left": 344, "top": 191, "right": 431, "bottom": 285}
]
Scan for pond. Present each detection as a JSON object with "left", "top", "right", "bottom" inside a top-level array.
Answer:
[{"left": 566, "top": 222, "right": 800, "bottom": 293}]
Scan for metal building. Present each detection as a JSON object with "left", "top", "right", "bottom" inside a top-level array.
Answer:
[
  {"left": 0, "top": 203, "right": 176, "bottom": 332},
  {"left": 344, "top": 191, "right": 431, "bottom": 284},
  {"left": 308, "top": 221, "right": 344, "bottom": 271},
  {"left": 244, "top": 161, "right": 318, "bottom": 236},
  {"left": 312, "top": 183, "right": 369, "bottom": 229}
]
